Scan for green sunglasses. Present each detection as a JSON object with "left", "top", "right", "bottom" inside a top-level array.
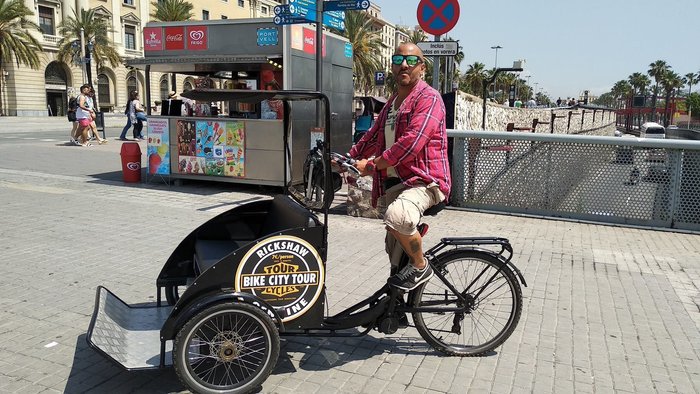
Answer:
[{"left": 391, "top": 55, "right": 423, "bottom": 66}]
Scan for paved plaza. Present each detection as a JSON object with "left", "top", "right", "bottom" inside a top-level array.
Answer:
[{"left": 0, "top": 118, "right": 699, "bottom": 393}]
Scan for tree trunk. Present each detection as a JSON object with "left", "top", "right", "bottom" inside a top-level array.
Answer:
[
  {"left": 0, "top": 56, "right": 4, "bottom": 116},
  {"left": 663, "top": 92, "right": 671, "bottom": 127}
]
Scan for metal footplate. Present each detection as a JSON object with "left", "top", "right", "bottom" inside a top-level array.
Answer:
[{"left": 86, "top": 286, "right": 173, "bottom": 370}]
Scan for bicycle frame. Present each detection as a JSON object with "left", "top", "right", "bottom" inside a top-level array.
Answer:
[{"left": 280, "top": 235, "right": 526, "bottom": 337}]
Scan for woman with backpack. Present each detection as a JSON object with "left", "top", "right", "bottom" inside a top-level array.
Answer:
[
  {"left": 67, "top": 96, "right": 80, "bottom": 145},
  {"left": 122, "top": 90, "right": 147, "bottom": 140}
]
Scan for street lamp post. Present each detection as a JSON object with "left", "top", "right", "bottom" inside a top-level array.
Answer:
[
  {"left": 490, "top": 45, "right": 502, "bottom": 98},
  {"left": 79, "top": 28, "right": 86, "bottom": 84},
  {"left": 482, "top": 64, "right": 524, "bottom": 129}
]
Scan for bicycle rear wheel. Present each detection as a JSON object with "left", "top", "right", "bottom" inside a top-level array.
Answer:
[{"left": 411, "top": 250, "right": 522, "bottom": 356}]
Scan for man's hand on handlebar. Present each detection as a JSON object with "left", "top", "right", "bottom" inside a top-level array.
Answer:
[
  {"left": 355, "top": 159, "right": 374, "bottom": 177},
  {"left": 330, "top": 152, "right": 361, "bottom": 176}
]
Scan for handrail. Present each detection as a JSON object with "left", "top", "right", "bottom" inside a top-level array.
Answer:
[{"left": 447, "top": 130, "right": 700, "bottom": 150}]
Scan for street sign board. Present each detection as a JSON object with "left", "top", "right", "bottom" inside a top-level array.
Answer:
[
  {"left": 323, "top": 12, "right": 345, "bottom": 30},
  {"left": 290, "top": 0, "right": 317, "bottom": 12},
  {"left": 375, "top": 71, "right": 385, "bottom": 86},
  {"left": 416, "top": 0, "right": 460, "bottom": 36},
  {"left": 274, "top": 14, "right": 314, "bottom": 25},
  {"left": 416, "top": 41, "right": 458, "bottom": 56},
  {"left": 324, "top": 0, "right": 370, "bottom": 12},
  {"left": 274, "top": 0, "right": 317, "bottom": 24}
]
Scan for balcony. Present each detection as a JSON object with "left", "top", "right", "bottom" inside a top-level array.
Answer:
[
  {"left": 42, "top": 34, "right": 62, "bottom": 49},
  {"left": 124, "top": 48, "right": 143, "bottom": 57}
]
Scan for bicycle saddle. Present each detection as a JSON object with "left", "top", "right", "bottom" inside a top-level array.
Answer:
[{"left": 424, "top": 201, "right": 445, "bottom": 216}]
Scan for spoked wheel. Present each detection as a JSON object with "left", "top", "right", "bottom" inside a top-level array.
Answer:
[
  {"left": 174, "top": 303, "right": 280, "bottom": 394},
  {"left": 411, "top": 250, "right": 522, "bottom": 356}
]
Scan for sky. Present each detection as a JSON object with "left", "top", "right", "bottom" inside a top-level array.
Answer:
[{"left": 369, "top": 0, "right": 700, "bottom": 100}]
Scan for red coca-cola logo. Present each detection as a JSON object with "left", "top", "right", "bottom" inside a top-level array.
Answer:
[
  {"left": 303, "top": 28, "right": 314, "bottom": 54},
  {"left": 187, "top": 26, "right": 208, "bottom": 50},
  {"left": 164, "top": 27, "right": 185, "bottom": 50}
]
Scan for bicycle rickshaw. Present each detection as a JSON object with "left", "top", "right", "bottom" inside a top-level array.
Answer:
[{"left": 87, "top": 90, "right": 526, "bottom": 394}]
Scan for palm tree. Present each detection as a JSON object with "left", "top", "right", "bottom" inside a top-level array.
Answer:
[
  {"left": 150, "top": 0, "right": 193, "bottom": 91},
  {"left": 647, "top": 60, "right": 670, "bottom": 121},
  {"left": 685, "top": 72, "right": 698, "bottom": 124},
  {"left": 57, "top": 8, "right": 121, "bottom": 110},
  {"left": 660, "top": 70, "right": 683, "bottom": 126},
  {"left": 628, "top": 72, "right": 650, "bottom": 96},
  {"left": 0, "top": 0, "right": 43, "bottom": 115},
  {"left": 343, "top": 11, "right": 384, "bottom": 95},
  {"left": 610, "top": 79, "right": 632, "bottom": 106},
  {"left": 150, "top": 0, "right": 193, "bottom": 22},
  {"left": 400, "top": 28, "right": 426, "bottom": 44},
  {"left": 462, "top": 62, "right": 487, "bottom": 96}
]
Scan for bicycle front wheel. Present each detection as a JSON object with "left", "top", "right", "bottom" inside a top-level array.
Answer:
[{"left": 411, "top": 250, "right": 522, "bottom": 356}]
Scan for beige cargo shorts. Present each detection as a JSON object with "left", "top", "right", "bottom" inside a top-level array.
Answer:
[{"left": 383, "top": 182, "right": 445, "bottom": 236}]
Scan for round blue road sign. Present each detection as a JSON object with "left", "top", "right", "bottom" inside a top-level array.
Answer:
[{"left": 417, "top": 0, "right": 460, "bottom": 36}]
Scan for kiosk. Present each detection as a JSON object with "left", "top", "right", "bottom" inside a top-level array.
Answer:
[{"left": 127, "top": 19, "right": 354, "bottom": 186}]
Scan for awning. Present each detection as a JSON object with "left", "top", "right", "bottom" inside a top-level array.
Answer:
[
  {"left": 125, "top": 54, "right": 281, "bottom": 73},
  {"left": 180, "top": 89, "right": 326, "bottom": 104}
]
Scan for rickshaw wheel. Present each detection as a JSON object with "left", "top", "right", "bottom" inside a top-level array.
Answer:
[{"left": 174, "top": 303, "right": 280, "bottom": 394}]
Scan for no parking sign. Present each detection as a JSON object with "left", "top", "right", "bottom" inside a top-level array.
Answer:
[{"left": 417, "top": 0, "right": 460, "bottom": 36}]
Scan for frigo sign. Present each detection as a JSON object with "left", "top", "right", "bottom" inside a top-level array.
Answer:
[{"left": 235, "top": 236, "right": 324, "bottom": 322}]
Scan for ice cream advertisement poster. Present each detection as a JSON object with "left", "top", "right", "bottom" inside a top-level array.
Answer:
[
  {"left": 172, "top": 120, "right": 245, "bottom": 178},
  {"left": 225, "top": 121, "right": 245, "bottom": 177},
  {"left": 147, "top": 118, "right": 170, "bottom": 175}
]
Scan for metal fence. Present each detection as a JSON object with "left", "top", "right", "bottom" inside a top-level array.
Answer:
[{"left": 448, "top": 130, "right": 700, "bottom": 231}]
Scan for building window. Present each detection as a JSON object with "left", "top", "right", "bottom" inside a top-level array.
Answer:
[
  {"left": 222, "top": 15, "right": 228, "bottom": 19},
  {"left": 238, "top": 0, "right": 244, "bottom": 7},
  {"left": 97, "top": 74, "right": 111, "bottom": 105},
  {"left": 126, "top": 75, "right": 138, "bottom": 97},
  {"left": 123, "top": 0, "right": 134, "bottom": 5},
  {"left": 261, "top": 5, "right": 268, "bottom": 14},
  {"left": 202, "top": 10, "right": 209, "bottom": 20},
  {"left": 124, "top": 25, "right": 136, "bottom": 50},
  {"left": 160, "top": 77, "right": 169, "bottom": 100},
  {"left": 38, "top": 6, "right": 54, "bottom": 35}
]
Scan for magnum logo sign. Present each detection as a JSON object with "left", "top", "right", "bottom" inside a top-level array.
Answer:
[{"left": 236, "top": 236, "right": 324, "bottom": 322}]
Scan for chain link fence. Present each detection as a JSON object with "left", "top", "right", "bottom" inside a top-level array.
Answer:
[{"left": 449, "top": 131, "right": 700, "bottom": 231}]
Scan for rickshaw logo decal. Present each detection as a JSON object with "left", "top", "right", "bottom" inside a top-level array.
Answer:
[{"left": 236, "top": 235, "right": 324, "bottom": 322}]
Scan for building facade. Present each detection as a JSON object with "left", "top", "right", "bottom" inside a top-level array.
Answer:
[{"left": 3, "top": 0, "right": 280, "bottom": 116}]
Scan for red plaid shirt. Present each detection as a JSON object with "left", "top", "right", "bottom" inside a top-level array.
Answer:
[{"left": 349, "top": 80, "right": 451, "bottom": 207}]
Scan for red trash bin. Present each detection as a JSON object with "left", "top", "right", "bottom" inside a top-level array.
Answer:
[{"left": 120, "top": 142, "right": 142, "bottom": 183}]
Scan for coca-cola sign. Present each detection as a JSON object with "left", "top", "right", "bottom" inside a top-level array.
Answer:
[
  {"left": 164, "top": 27, "right": 185, "bottom": 50},
  {"left": 187, "top": 26, "right": 208, "bottom": 50},
  {"left": 303, "top": 28, "right": 314, "bottom": 55},
  {"left": 143, "top": 27, "right": 163, "bottom": 51}
]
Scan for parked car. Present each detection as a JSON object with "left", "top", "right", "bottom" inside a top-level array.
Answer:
[{"left": 641, "top": 122, "right": 665, "bottom": 139}]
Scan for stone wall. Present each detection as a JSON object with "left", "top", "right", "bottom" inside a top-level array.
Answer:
[{"left": 452, "top": 91, "right": 616, "bottom": 136}]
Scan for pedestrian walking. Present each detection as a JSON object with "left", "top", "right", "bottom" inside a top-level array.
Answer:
[
  {"left": 67, "top": 95, "right": 80, "bottom": 145},
  {"left": 119, "top": 91, "right": 135, "bottom": 141},
  {"left": 128, "top": 91, "right": 147, "bottom": 140}
]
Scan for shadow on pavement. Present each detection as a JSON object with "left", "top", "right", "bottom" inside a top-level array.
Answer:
[
  {"left": 65, "top": 334, "right": 184, "bottom": 394},
  {"left": 273, "top": 334, "right": 438, "bottom": 375}
]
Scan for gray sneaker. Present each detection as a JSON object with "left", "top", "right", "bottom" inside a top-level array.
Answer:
[{"left": 388, "top": 263, "right": 433, "bottom": 291}]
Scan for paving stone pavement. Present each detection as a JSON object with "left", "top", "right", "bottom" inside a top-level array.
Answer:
[{"left": 0, "top": 119, "right": 699, "bottom": 393}]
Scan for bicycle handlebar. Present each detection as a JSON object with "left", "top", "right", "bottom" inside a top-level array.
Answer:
[{"left": 330, "top": 152, "right": 361, "bottom": 176}]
